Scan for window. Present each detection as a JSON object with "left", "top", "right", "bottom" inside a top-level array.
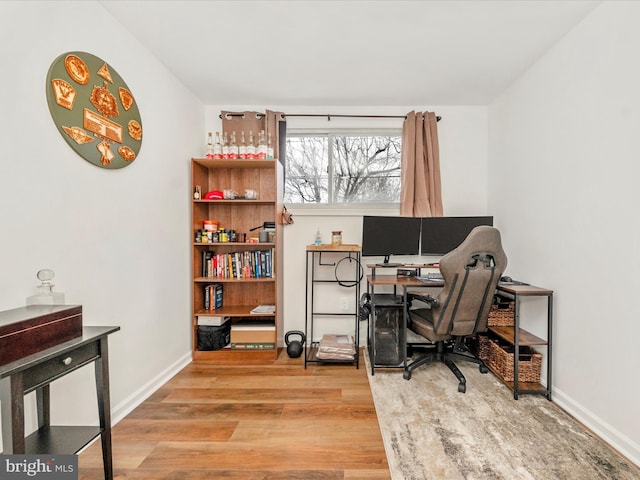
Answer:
[{"left": 284, "top": 131, "right": 402, "bottom": 205}]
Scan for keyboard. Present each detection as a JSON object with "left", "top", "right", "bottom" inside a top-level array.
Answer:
[{"left": 417, "top": 272, "right": 443, "bottom": 282}]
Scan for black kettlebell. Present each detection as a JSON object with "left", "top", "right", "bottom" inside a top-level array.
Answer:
[{"left": 285, "top": 330, "right": 305, "bottom": 358}]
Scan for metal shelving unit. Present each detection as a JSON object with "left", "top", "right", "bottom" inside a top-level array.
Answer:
[{"left": 304, "top": 244, "right": 361, "bottom": 368}]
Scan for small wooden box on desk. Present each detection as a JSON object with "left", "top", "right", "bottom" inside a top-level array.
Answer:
[{"left": 0, "top": 305, "right": 82, "bottom": 365}]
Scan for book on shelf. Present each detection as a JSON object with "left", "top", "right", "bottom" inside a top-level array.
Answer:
[
  {"left": 202, "top": 250, "right": 213, "bottom": 277},
  {"left": 197, "top": 315, "right": 230, "bottom": 326},
  {"left": 230, "top": 342, "right": 276, "bottom": 350},
  {"left": 250, "top": 304, "right": 276, "bottom": 314},
  {"left": 203, "top": 283, "right": 223, "bottom": 310}
]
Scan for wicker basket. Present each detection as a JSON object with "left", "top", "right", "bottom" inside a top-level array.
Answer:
[
  {"left": 477, "top": 335, "right": 492, "bottom": 361},
  {"left": 487, "top": 300, "right": 515, "bottom": 327},
  {"left": 482, "top": 337, "right": 542, "bottom": 383}
]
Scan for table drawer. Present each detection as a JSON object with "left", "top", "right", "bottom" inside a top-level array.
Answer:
[{"left": 22, "top": 342, "right": 100, "bottom": 392}]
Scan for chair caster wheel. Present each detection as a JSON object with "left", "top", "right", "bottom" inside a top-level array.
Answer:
[
  {"left": 403, "top": 370, "right": 412, "bottom": 380},
  {"left": 479, "top": 365, "right": 488, "bottom": 374},
  {"left": 458, "top": 382, "right": 466, "bottom": 393}
]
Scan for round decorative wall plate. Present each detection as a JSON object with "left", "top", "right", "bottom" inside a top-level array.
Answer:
[{"left": 46, "top": 51, "right": 142, "bottom": 169}]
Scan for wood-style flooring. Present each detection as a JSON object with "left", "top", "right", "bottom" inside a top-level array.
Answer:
[{"left": 79, "top": 348, "right": 390, "bottom": 479}]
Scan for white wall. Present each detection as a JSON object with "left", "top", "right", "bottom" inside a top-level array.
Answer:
[
  {"left": 489, "top": 1, "right": 639, "bottom": 465},
  {"left": 206, "top": 105, "right": 489, "bottom": 344},
  {"left": 0, "top": 0, "right": 203, "bottom": 441}
]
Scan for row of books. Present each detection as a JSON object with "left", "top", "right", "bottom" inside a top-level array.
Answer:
[
  {"left": 201, "top": 249, "right": 274, "bottom": 279},
  {"left": 203, "top": 283, "right": 223, "bottom": 310}
]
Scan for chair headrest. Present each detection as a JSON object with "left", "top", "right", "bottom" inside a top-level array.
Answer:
[{"left": 440, "top": 226, "right": 507, "bottom": 277}]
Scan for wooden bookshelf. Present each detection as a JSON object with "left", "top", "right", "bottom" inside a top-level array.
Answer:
[{"left": 191, "top": 158, "right": 283, "bottom": 362}]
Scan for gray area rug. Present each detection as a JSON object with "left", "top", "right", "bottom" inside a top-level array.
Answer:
[{"left": 365, "top": 352, "right": 639, "bottom": 480}]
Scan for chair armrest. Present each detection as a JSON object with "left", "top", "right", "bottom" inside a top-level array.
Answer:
[{"left": 407, "top": 292, "right": 440, "bottom": 308}]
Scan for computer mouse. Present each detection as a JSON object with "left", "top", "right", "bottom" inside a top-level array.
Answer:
[{"left": 500, "top": 276, "right": 512, "bottom": 283}]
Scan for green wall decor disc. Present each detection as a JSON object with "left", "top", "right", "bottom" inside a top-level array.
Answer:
[{"left": 46, "top": 51, "right": 142, "bottom": 169}]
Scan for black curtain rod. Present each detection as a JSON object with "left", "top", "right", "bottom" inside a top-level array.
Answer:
[{"left": 220, "top": 112, "right": 441, "bottom": 122}]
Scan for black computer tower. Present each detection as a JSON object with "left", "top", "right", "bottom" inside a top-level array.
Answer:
[{"left": 373, "top": 304, "right": 404, "bottom": 366}]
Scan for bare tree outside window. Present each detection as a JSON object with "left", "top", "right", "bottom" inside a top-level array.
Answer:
[
  {"left": 284, "top": 136, "right": 329, "bottom": 203},
  {"left": 285, "top": 132, "right": 402, "bottom": 204}
]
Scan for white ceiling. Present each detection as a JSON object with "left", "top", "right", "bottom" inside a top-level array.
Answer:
[{"left": 99, "top": 0, "right": 601, "bottom": 106}]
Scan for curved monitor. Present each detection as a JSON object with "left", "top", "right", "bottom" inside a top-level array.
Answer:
[
  {"left": 420, "top": 216, "right": 493, "bottom": 255},
  {"left": 361, "top": 216, "right": 421, "bottom": 264}
]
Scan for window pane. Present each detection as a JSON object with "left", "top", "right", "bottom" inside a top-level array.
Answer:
[
  {"left": 284, "top": 132, "right": 401, "bottom": 205},
  {"left": 284, "top": 136, "right": 329, "bottom": 204},
  {"left": 332, "top": 135, "right": 401, "bottom": 203}
]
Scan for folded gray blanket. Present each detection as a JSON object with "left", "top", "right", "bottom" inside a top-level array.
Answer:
[{"left": 316, "top": 334, "right": 355, "bottom": 359}]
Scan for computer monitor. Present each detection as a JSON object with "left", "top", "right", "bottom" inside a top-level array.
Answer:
[
  {"left": 361, "top": 216, "right": 421, "bottom": 265},
  {"left": 420, "top": 216, "right": 493, "bottom": 255}
]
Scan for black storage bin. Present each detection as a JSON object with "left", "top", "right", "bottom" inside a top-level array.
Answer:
[{"left": 197, "top": 321, "right": 231, "bottom": 351}]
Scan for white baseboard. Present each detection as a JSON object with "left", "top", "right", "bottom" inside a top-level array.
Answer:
[
  {"left": 110, "top": 351, "right": 192, "bottom": 425},
  {"left": 552, "top": 386, "right": 640, "bottom": 468}
]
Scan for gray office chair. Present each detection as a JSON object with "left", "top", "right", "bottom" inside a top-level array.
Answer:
[{"left": 404, "top": 225, "right": 507, "bottom": 393}]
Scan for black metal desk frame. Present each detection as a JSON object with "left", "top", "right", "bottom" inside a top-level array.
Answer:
[
  {"left": 0, "top": 326, "right": 120, "bottom": 480},
  {"left": 366, "top": 264, "right": 441, "bottom": 375},
  {"left": 366, "top": 269, "right": 553, "bottom": 402}
]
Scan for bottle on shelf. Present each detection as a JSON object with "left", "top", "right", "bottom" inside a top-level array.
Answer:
[
  {"left": 229, "top": 131, "right": 239, "bottom": 159},
  {"left": 222, "top": 132, "right": 230, "bottom": 159},
  {"left": 205, "top": 132, "right": 214, "bottom": 159},
  {"left": 267, "top": 132, "right": 274, "bottom": 160},
  {"left": 314, "top": 228, "right": 322, "bottom": 246},
  {"left": 239, "top": 131, "right": 247, "bottom": 159},
  {"left": 256, "top": 130, "right": 267, "bottom": 159},
  {"left": 247, "top": 131, "right": 256, "bottom": 159},
  {"left": 213, "top": 131, "right": 223, "bottom": 159}
]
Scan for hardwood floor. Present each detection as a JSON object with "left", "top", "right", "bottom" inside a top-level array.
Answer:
[{"left": 79, "top": 348, "right": 390, "bottom": 479}]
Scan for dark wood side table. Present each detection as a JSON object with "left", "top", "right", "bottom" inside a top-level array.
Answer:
[{"left": 0, "top": 325, "right": 120, "bottom": 480}]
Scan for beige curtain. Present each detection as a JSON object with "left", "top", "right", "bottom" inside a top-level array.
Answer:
[
  {"left": 264, "top": 109, "right": 286, "bottom": 164},
  {"left": 221, "top": 110, "right": 285, "bottom": 164},
  {"left": 400, "top": 111, "right": 443, "bottom": 217},
  {"left": 221, "top": 110, "right": 263, "bottom": 143}
]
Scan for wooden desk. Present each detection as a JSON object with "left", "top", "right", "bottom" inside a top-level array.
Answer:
[
  {"left": 366, "top": 274, "right": 553, "bottom": 401},
  {"left": 367, "top": 263, "right": 439, "bottom": 279},
  {"left": 0, "top": 325, "right": 120, "bottom": 480}
]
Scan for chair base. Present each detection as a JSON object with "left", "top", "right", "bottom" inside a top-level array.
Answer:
[{"left": 403, "top": 338, "right": 489, "bottom": 393}]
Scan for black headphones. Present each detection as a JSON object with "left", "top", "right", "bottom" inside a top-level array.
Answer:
[{"left": 359, "top": 292, "right": 371, "bottom": 321}]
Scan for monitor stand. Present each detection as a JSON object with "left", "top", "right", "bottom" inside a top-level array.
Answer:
[{"left": 376, "top": 255, "right": 403, "bottom": 267}]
